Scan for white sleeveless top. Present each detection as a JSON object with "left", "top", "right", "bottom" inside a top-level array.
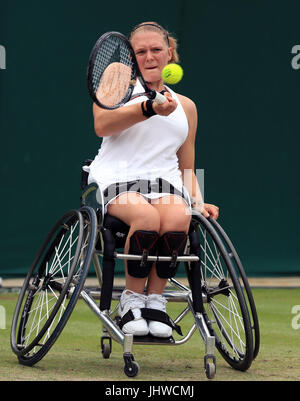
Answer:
[{"left": 87, "top": 81, "right": 189, "bottom": 202}]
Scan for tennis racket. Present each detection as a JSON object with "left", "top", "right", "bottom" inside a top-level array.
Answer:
[{"left": 87, "top": 31, "right": 167, "bottom": 109}]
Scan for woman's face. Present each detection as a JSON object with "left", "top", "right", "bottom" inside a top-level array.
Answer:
[{"left": 131, "top": 30, "right": 172, "bottom": 86}]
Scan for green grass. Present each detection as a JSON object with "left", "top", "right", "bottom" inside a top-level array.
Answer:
[{"left": 1, "top": 288, "right": 300, "bottom": 381}]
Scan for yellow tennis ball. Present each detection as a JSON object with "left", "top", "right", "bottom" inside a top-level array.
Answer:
[{"left": 162, "top": 63, "right": 183, "bottom": 84}]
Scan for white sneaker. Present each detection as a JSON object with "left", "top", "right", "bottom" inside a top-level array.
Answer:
[
  {"left": 118, "top": 290, "right": 149, "bottom": 336},
  {"left": 147, "top": 294, "right": 172, "bottom": 338}
]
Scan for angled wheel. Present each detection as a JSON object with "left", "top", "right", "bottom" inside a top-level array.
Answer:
[
  {"left": 11, "top": 207, "right": 97, "bottom": 365},
  {"left": 207, "top": 217, "right": 260, "bottom": 360},
  {"left": 186, "top": 213, "right": 254, "bottom": 372}
]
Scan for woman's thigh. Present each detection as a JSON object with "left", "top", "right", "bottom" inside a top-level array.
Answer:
[
  {"left": 107, "top": 192, "right": 160, "bottom": 230},
  {"left": 150, "top": 195, "right": 191, "bottom": 234}
]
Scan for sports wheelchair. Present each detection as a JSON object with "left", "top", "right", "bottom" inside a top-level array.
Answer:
[{"left": 11, "top": 161, "right": 260, "bottom": 380}]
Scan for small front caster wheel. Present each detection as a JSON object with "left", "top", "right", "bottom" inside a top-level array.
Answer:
[
  {"left": 102, "top": 343, "right": 111, "bottom": 359},
  {"left": 100, "top": 336, "right": 112, "bottom": 359},
  {"left": 123, "top": 353, "right": 139, "bottom": 378},
  {"left": 205, "top": 362, "right": 216, "bottom": 379},
  {"left": 204, "top": 355, "right": 216, "bottom": 379},
  {"left": 124, "top": 360, "right": 139, "bottom": 377}
]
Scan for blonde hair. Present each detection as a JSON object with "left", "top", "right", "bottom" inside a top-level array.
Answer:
[{"left": 129, "top": 22, "right": 179, "bottom": 64}]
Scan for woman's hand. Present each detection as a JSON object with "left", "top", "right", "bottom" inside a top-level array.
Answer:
[
  {"left": 193, "top": 202, "right": 219, "bottom": 220},
  {"left": 202, "top": 203, "right": 219, "bottom": 220},
  {"left": 152, "top": 91, "right": 177, "bottom": 116}
]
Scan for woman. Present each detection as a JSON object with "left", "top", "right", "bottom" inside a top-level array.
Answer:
[{"left": 88, "top": 22, "right": 219, "bottom": 338}]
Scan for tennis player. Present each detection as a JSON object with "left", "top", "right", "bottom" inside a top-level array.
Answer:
[{"left": 88, "top": 22, "right": 219, "bottom": 337}]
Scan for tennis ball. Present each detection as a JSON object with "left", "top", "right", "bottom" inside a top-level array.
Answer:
[{"left": 162, "top": 63, "right": 183, "bottom": 85}]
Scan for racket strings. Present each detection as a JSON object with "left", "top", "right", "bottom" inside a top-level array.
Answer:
[{"left": 92, "top": 36, "right": 135, "bottom": 107}]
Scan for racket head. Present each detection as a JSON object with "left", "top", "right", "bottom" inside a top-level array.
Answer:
[{"left": 87, "top": 31, "right": 140, "bottom": 109}]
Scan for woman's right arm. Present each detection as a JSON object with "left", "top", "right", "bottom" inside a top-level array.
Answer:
[
  {"left": 93, "top": 102, "right": 147, "bottom": 137},
  {"left": 93, "top": 92, "right": 177, "bottom": 137}
]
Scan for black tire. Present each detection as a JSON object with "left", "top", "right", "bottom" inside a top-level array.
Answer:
[
  {"left": 205, "top": 362, "right": 216, "bottom": 379},
  {"left": 101, "top": 336, "right": 112, "bottom": 359},
  {"left": 124, "top": 361, "right": 140, "bottom": 378},
  {"left": 207, "top": 217, "right": 260, "bottom": 360},
  {"left": 11, "top": 207, "right": 97, "bottom": 366},
  {"left": 187, "top": 213, "right": 254, "bottom": 372},
  {"left": 102, "top": 343, "right": 111, "bottom": 359}
]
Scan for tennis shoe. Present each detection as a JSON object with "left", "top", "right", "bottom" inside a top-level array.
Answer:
[
  {"left": 147, "top": 293, "right": 172, "bottom": 338},
  {"left": 118, "top": 290, "right": 149, "bottom": 336}
]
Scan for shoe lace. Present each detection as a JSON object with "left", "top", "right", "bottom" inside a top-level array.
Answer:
[
  {"left": 147, "top": 294, "right": 167, "bottom": 312},
  {"left": 122, "top": 290, "right": 147, "bottom": 311}
]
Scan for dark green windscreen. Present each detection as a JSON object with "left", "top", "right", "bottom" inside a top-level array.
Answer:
[{"left": 1, "top": 1, "right": 299, "bottom": 277}]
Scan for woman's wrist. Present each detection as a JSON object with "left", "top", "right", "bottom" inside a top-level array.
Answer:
[
  {"left": 191, "top": 198, "right": 204, "bottom": 211},
  {"left": 141, "top": 100, "right": 157, "bottom": 118}
]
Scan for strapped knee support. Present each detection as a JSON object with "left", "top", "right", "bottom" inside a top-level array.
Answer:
[
  {"left": 127, "top": 230, "right": 159, "bottom": 278},
  {"left": 156, "top": 231, "right": 187, "bottom": 278}
]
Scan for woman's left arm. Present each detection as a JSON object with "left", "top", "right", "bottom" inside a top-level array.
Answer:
[{"left": 177, "top": 94, "right": 219, "bottom": 220}]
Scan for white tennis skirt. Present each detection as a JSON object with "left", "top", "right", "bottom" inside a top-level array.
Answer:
[{"left": 87, "top": 175, "right": 192, "bottom": 214}]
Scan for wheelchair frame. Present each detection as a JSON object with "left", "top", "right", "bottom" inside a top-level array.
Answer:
[{"left": 11, "top": 171, "right": 260, "bottom": 380}]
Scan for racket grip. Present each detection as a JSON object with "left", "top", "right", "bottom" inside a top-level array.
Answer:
[{"left": 153, "top": 91, "right": 167, "bottom": 104}]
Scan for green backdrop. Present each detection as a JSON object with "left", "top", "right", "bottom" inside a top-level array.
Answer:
[{"left": 1, "top": 0, "right": 299, "bottom": 277}]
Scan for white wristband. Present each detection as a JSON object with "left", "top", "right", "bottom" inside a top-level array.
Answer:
[{"left": 191, "top": 199, "right": 204, "bottom": 212}]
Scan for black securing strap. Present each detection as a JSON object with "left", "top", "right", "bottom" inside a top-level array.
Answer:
[
  {"left": 119, "top": 309, "right": 135, "bottom": 329},
  {"left": 118, "top": 308, "right": 183, "bottom": 336}
]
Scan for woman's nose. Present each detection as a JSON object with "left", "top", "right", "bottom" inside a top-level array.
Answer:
[{"left": 145, "top": 50, "right": 154, "bottom": 62}]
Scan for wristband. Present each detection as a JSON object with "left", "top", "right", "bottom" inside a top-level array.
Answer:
[
  {"left": 191, "top": 199, "right": 204, "bottom": 211},
  {"left": 141, "top": 100, "right": 157, "bottom": 118}
]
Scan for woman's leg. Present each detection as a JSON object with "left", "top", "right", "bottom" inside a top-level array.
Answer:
[
  {"left": 147, "top": 195, "right": 191, "bottom": 294},
  {"left": 107, "top": 192, "right": 160, "bottom": 293},
  {"left": 107, "top": 192, "right": 161, "bottom": 335},
  {"left": 145, "top": 195, "right": 191, "bottom": 337}
]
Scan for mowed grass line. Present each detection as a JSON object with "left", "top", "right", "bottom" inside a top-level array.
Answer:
[{"left": 1, "top": 288, "right": 300, "bottom": 381}]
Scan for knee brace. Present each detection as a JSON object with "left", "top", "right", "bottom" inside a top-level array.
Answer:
[
  {"left": 156, "top": 232, "right": 187, "bottom": 278},
  {"left": 127, "top": 230, "right": 159, "bottom": 278}
]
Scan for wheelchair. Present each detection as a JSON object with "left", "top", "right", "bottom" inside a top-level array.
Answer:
[{"left": 11, "top": 161, "right": 260, "bottom": 380}]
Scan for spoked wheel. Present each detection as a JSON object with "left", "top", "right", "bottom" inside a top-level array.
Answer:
[
  {"left": 207, "top": 217, "right": 260, "bottom": 360},
  {"left": 187, "top": 213, "right": 254, "bottom": 372},
  {"left": 11, "top": 207, "right": 97, "bottom": 366}
]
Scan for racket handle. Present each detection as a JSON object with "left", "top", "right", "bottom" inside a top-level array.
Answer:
[{"left": 153, "top": 91, "right": 167, "bottom": 104}]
